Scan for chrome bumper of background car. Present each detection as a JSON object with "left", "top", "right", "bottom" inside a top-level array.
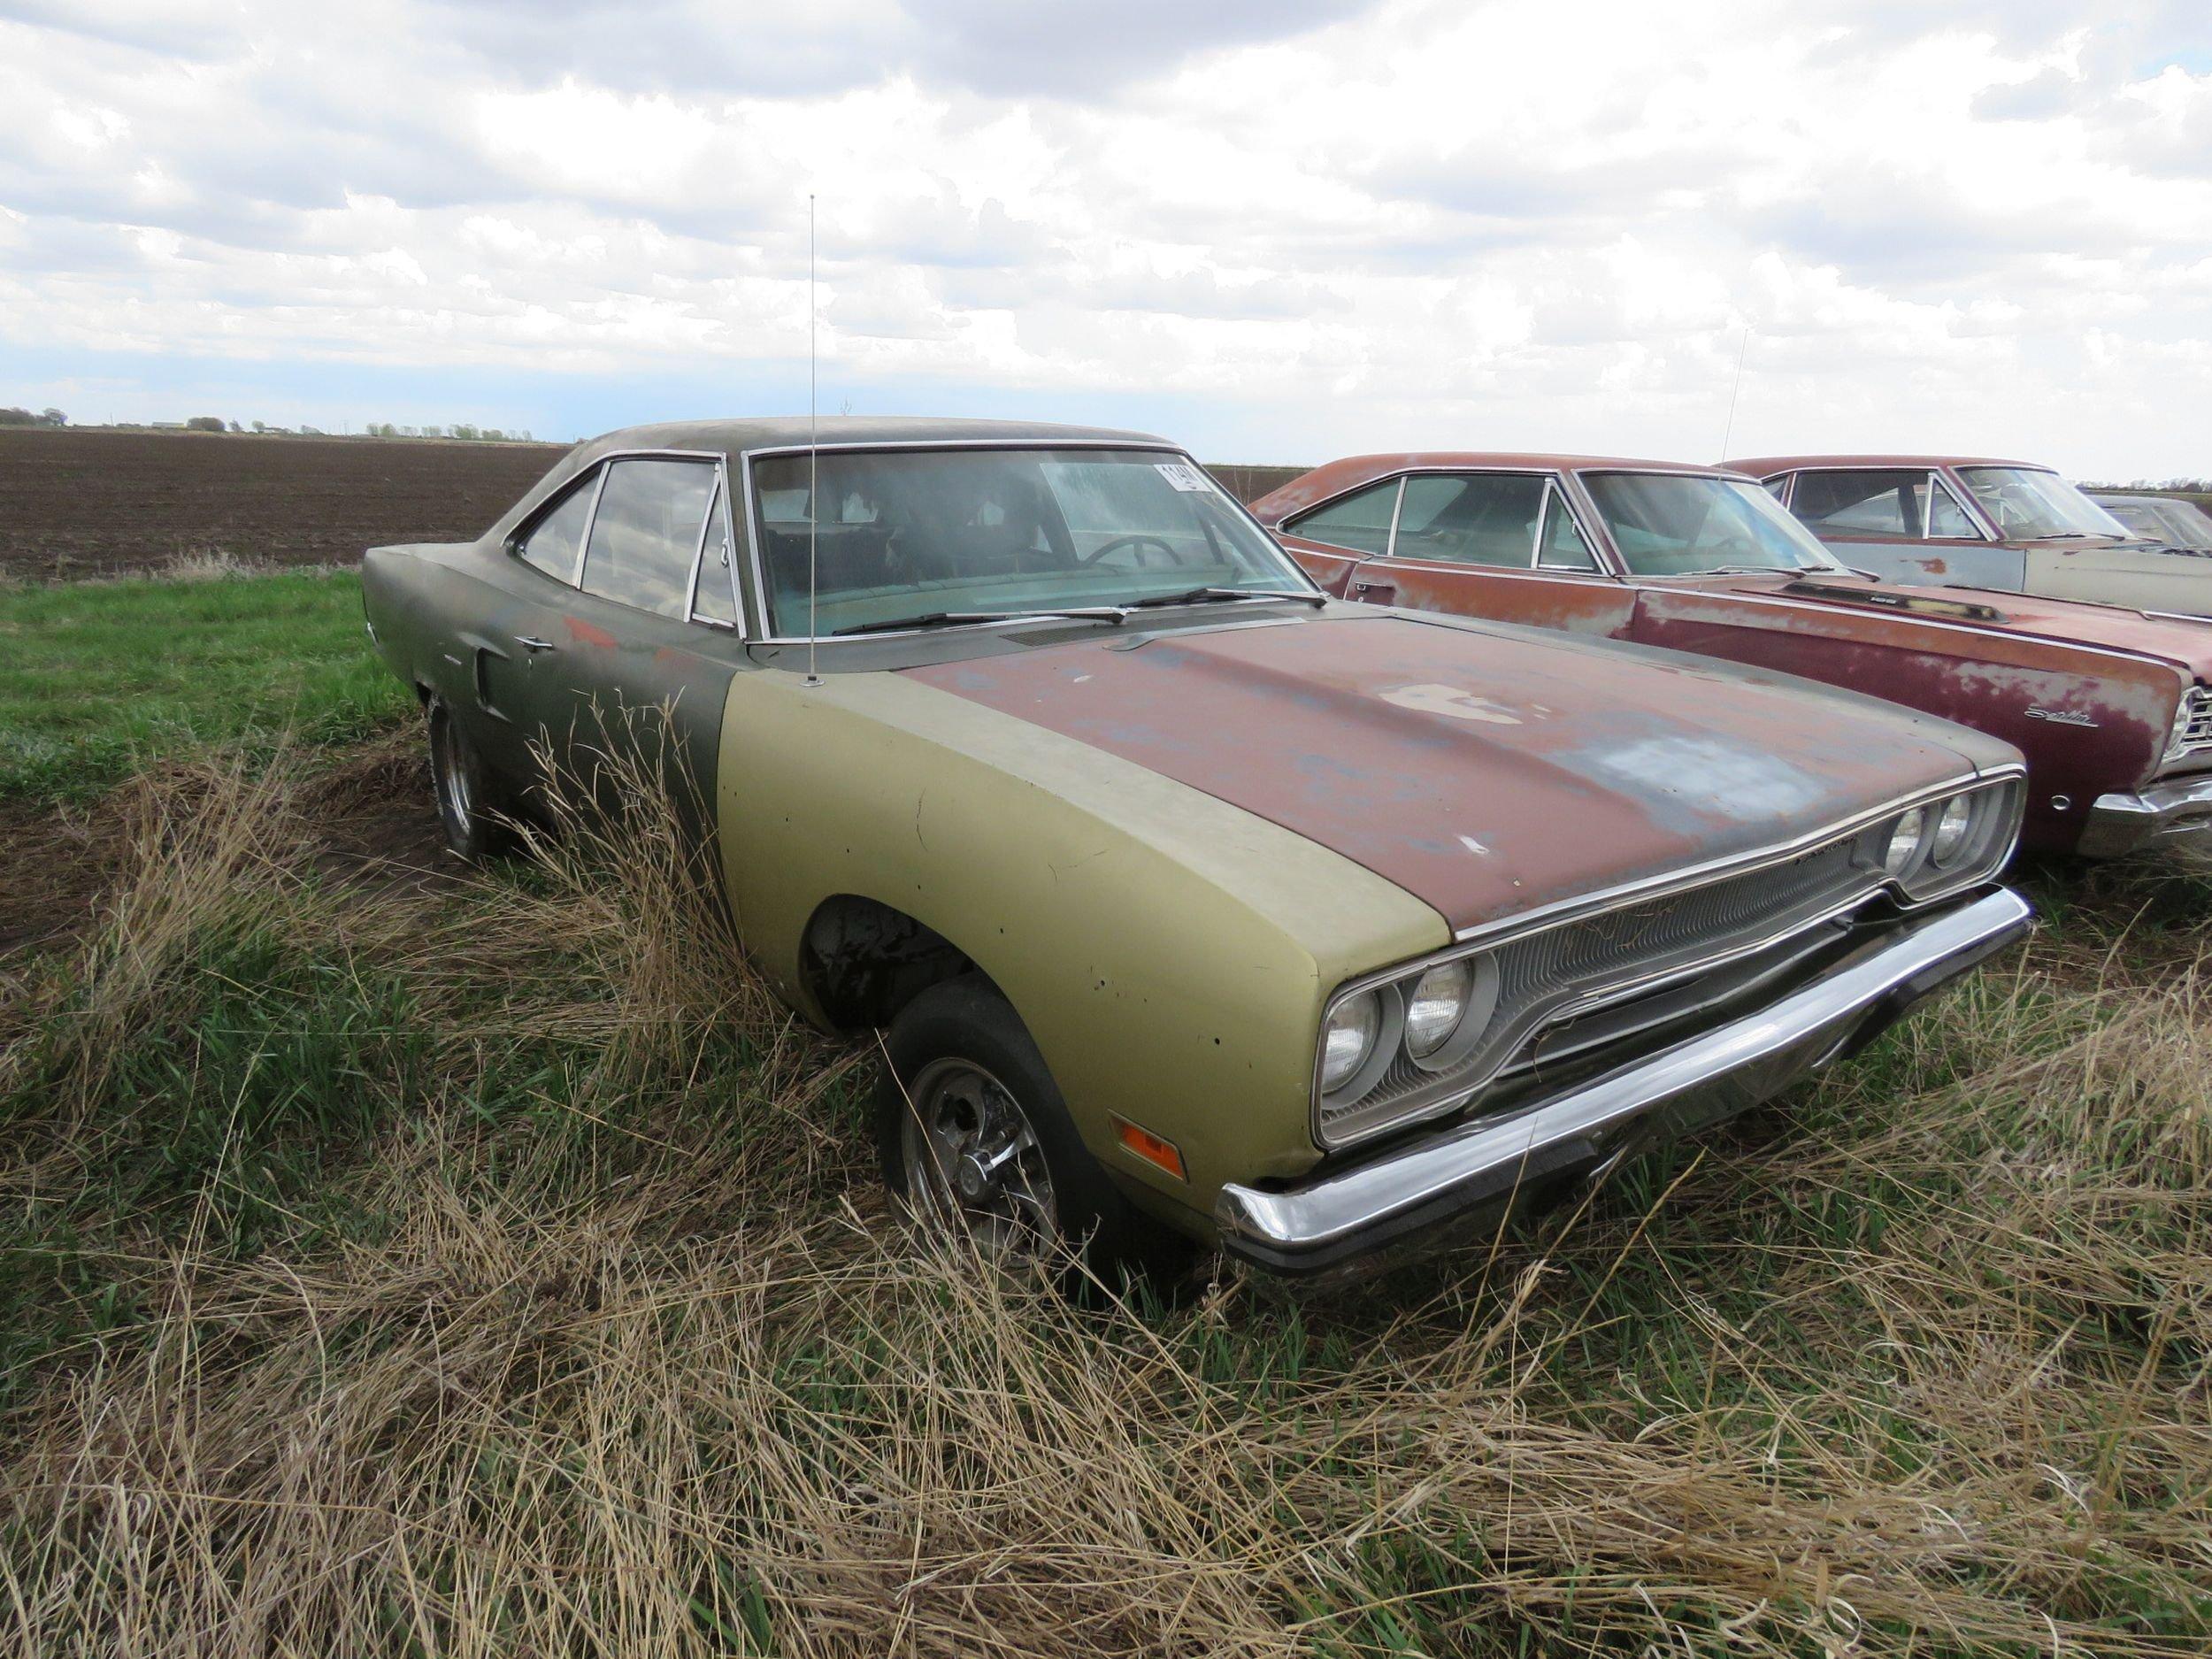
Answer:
[
  {"left": 1215, "top": 887, "right": 2033, "bottom": 1276},
  {"left": 2078, "top": 776, "right": 2212, "bottom": 859}
]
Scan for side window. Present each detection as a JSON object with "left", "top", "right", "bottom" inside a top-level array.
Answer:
[
  {"left": 517, "top": 475, "right": 597, "bottom": 582},
  {"left": 1286, "top": 479, "right": 1400, "bottom": 556},
  {"left": 1926, "top": 478, "right": 1977, "bottom": 539},
  {"left": 580, "top": 458, "right": 717, "bottom": 620},
  {"left": 1791, "top": 470, "right": 1927, "bottom": 535},
  {"left": 1394, "top": 473, "right": 1547, "bottom": 567},
  {"left": 1763, "top": 476, "right": 1791, "bottom": 504},
  {"left": 691, "top": 478, "right": 739, "bottom": 626},
  {"left": 1538, "top": 484, "right": 1599, "bottom": 570}
]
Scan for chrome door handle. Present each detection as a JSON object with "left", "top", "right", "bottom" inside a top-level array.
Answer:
[
  {"left": 1350, "top": 580, "right": 1396, "bottom": 600},
  {"left": 515, "top": 635, "right": 557, "bottom": 652}
]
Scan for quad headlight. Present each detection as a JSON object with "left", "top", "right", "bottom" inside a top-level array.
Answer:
[
  {"left": 1319, "top": 990, "right": 1380, "bottom": 1093},
  {"left": 1313, "top": 952, "right": 1502, "bottom": 1148},
  {"left": 1868, "top": 780, "right": 2023, "bottom": 900}
]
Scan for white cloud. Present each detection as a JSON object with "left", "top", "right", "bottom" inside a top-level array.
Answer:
[{"left": 0, "top": 0, "right": 2207, "bottom": 475}]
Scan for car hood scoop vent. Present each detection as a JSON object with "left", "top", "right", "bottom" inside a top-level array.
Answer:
[{"left": 1781, "top": 579, "right": 2006, "bottom": 622}]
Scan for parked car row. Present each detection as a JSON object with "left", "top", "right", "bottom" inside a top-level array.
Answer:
[{"left": 361, "top": 417, "right": 2200, "bottom": 1285}]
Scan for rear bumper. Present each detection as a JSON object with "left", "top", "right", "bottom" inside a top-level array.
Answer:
[
  {"left": 2079, "top": 775, "right": 2212, "bottom": 859},
  {"left": 1215, "top": 887, "right": 2032, "bottom": 1277}
]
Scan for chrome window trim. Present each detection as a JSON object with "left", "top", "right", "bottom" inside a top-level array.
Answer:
[
  {"left": 687, "top": 458, "right": 745, "bottom": 634},
  {"left": 1279, "top": 475, "right": 1403, "bottom": 561},
  {"left": 1296, "top": 464, "right": 1632, "bottom": 580},
  {"left": 563, "top": 449, "right": 726, "bottom": 626},
  {"left": 734, "top": 437, "right": 1319, "bottom": 645},
  {"left": 508, "top": 461, "right": 605, "bottom": 587},
  {"left": 1536, "top": 478, "right": 1602, "bottom": 572},
  {"left": 1389, "top": 469, "right": 1549, "bottom": 571},
  {"left": 1569, "top": 466, "right": 1844, "bottom": 580},
  {"left": 682, "top": 474, "right": 716, "bottom": 618},
  {"left": 1758, "top": 463, "right": 2001, "bottom": 543}
]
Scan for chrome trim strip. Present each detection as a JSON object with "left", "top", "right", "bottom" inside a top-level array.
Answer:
[
  {"left": 1219, "top": 887, "right": 2033, "bottom": 1269},
  {"left": 682, "top": 473, "right": 717, "bottom": 619},
  {"left": 1442, "top": 764, "right": 2024, "bottom": 947},
  {"left": 2079, "top": 775, "right": 2212, "bottom": 858},
  {"left": 733, "top": 438, "right": 1321, "bottom": 644},
  {"left": 572, "top": 464, "right": 610, "bottom": 587}
]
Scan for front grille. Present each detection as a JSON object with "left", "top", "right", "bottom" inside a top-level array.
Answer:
[
  {"left": 1316, "top": 829, "right": 1886, "bottom": 1147},
  {"left": 2173, "top": 686, "right": 2212, "bottom": 759}
]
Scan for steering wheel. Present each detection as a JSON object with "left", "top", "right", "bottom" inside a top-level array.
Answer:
[{"left": 1078, "top": 534, "right": 1184, "bottom": 569}]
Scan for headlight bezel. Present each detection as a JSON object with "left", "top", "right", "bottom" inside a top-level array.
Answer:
[{"left": 1864, "top": 778, "right": 2022, "bottom": 902}]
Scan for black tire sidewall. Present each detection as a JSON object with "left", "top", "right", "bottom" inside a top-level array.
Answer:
[{"left": 873, "top": 977, "right": 1187, "bottom": 1283}]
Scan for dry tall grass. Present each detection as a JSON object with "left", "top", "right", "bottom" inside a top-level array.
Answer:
[{"left": 2, "top": 733, "right": 2207, "bottom": 1656}]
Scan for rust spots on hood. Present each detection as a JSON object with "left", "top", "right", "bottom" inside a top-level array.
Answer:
[{"left": 905, "top": 613, "right": 1986, "bottom": 932}]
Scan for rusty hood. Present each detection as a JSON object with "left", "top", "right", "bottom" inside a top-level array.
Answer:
[
  {"left": 903, "top": 611, "right": 2002, "bottom": 933},
  {"left": 1715, "top": 573, "right": 2212, "bottom": 680}
]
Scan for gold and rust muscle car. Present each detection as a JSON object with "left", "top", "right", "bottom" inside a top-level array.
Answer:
[{"left": 363, "top": 418, "right": 2032, "bottom": 1279}]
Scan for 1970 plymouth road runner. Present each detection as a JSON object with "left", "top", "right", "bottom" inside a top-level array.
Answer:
[
  {"left": 1256, "top": 453, "right": 2212, "bottom": 860},
  {"left": 1730, "top": 453, "right": 2212, "bottom": 620},
  {"left": 364, "top": 418, "right": 2032, "bottom": 1279}
]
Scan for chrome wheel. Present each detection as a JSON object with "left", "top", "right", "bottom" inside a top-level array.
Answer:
[
  {"left": 431, "top": 709, "right": 475, "bottom": 848},
  {"left": 898, "top": 1056, "right": 1058, "bottom": 1258}
]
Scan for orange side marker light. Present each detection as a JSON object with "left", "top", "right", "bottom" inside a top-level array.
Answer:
[{"left": 1112, "top": 1117, "right": 1187, "bottom": 1181}]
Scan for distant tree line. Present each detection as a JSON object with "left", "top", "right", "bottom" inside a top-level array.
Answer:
[
  {"left": 0, "top": 407, "right": 66, "bottom": 426},
  {"left": 363, "top": 422, "right": 535, "bottom": 442}
]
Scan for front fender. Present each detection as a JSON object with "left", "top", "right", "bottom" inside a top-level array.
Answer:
[{"left": 715, "top": 668, "right": 1449, "bottom": 1212}]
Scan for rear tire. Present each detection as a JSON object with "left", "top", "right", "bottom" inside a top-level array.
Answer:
[
  {"left": 874, "top": 977, "right": 1194, "bottom": 1289},
  {"left": 427, "top": 699, "right": 512, "bottom": 861}
]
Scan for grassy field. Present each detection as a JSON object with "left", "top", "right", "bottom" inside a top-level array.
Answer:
[
  {"left": 0, "top": 559, "right": 411, "bottom": 803},
  {"left": 2, "top": 567, "right": 2209, "bottom": 1655}
]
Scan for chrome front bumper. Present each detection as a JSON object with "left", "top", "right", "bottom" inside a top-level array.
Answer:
[
  {"left": 2078, "top": 775, "right": 2212, "bottom": 859},
  {"left": 1216, "top": 887, "right": 2033, "bottom": 1275}
]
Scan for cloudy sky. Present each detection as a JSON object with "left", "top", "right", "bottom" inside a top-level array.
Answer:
[{"left": 3, "top": 0, "right": 2208, "bottom": 474}]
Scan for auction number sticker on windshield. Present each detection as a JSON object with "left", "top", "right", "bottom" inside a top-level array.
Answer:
[{"left": 1154, "top": 462, "right": 1211, "bottom": 492}]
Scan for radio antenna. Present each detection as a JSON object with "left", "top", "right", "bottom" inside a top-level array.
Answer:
[
  {"left": 1718, "top": 324, "right": 1752, "bottom": 461},
  {"left": 805, "top": 196, "right": 823, "bottom": 690}
]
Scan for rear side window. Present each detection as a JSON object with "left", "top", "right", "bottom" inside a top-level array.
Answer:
[
  {"left": 580, "top": 458, "right": 718, "bottom": 619},
  {"left": 1287, "top": 479, "right": 1400, "bottom": 555},
  {"left": 1395, "top": 473, "right": 1546, "bottom": 566},
  {"left": 518, "top": 478, "right": 596, "bottom": 581}
]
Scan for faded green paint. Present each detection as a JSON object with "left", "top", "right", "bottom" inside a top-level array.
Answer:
[{"left": 716, "top": 667, "right": 1448, "bottom": 1214}]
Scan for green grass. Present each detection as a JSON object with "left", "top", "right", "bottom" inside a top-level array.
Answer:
[{"left": 0, "top": 567, "right": 411, "bottom": 802}]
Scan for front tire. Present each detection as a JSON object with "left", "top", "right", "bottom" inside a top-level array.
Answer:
[
  {"left": 874, "top": 977, "right": 1192, "bottom": 1287},
  {"left": 427, "top": 699, "right": 511, "bottom": 861}
]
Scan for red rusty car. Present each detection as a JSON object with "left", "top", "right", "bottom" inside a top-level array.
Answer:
[
  {"left": 1728, "top": 454, "right": 2212, "bottom": 620},
  {"left": 1252, "top": 453, "right": 2212, "bottom": 859}
]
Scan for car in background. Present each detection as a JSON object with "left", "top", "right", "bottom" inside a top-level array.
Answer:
[
  {"left": 1728, "top": 454, "right": 2212, "bottom": 619},
  {"left": 363, "top": 417, "right": 2032, "bottom": 1282},
  {"left": 1253, "top": 452, "right": 2212, "bottom": 861},
  {"left": 2085, "top": 491, "right": 2212, "bottom": 557}
]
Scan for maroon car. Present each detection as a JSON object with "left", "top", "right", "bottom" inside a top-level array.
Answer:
[{"left": 1252, "top": 452, "right": 2212, "bottom": 859}]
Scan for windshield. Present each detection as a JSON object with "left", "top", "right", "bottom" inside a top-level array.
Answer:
[
  {"left": 749, "top": 446, "right": 1311, "bottom": 635},
  {"left": 1580, "top": 472, "right": 1843, "bottom": 577},
  {"left": 1956, "top": 468, "right": 2131, "bottom": 541}
]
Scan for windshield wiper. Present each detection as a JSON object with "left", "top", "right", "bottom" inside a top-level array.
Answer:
[
  {"left": 1123, "top": 586, "right": 1328, "bottom": 611},
  {"left": 832, "top": 608, "right": 1130, "bottom": 638}
]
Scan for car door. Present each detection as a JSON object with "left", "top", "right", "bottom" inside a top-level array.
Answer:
[
  {"left": 503, "top": 451, "right": 747, "bottom": 826},
  {"left": 461, "top": 467, "right": 603, "bottom": 787},
  {"left": 1341, "top": 471, "right": 1637, "bottom": 636},
  {"left": 1780, "top": 467, "right": 2027, "bottom": 592}
]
